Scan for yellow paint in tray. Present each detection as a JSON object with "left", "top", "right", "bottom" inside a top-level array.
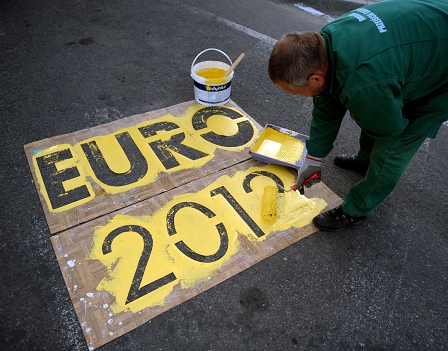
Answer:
[{"left": 251, "top": 127, "right": 305, "bottom": 165}]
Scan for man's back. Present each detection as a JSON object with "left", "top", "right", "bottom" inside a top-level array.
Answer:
[{"left": 319, "top": 0, "right": 448, "bottom": 138}]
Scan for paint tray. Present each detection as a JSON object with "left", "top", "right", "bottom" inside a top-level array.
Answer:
[{"left": 250, "top": 124, "right": 309, "bottom": 170}]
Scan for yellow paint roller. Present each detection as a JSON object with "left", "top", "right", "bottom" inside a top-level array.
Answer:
[{"left": 262, "top": 185, "right": 278, "bottom": 221}]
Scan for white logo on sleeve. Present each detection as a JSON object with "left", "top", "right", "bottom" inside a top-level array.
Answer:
[{"left": 349, "top": 8, "right": 388, "bottom": 33}]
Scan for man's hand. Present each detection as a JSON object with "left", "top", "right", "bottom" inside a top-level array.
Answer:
[{"left": 296, "top": 155, "right": 323, "bottom": 194}]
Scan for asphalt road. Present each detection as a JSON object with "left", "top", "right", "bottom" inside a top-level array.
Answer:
[{"left": 1, "top": 0, "right": 447, "bottom": 350}]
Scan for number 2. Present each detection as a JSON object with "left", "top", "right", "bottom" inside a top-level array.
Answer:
[{"left": 102, "top": 225, "right": 177, "bottom": 304}]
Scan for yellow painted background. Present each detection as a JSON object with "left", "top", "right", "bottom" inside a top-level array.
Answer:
[{"left": 89, "top": 164, "right": 327, "bottom": 314}]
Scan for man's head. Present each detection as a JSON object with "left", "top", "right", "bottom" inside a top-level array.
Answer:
[{"left": 268, "top": 31, "right": 329, "bottom": 97}]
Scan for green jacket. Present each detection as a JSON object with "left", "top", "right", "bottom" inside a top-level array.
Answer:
[{"left": 306, "top": 0, "right": 448, "bottom": 158}]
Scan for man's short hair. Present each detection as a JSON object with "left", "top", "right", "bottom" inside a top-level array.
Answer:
[{"left": 268, "top": 31, "right": 328, "bottom": 87}]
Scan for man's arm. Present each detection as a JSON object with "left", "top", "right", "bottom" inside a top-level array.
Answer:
[
  {"left": 295, "top": 95, "right": 346, "bottom": 193},
  {"left": 306, "top": 95, "right": 347, "bottom": 158}
]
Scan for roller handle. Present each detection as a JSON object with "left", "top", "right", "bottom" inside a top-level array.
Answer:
[{"left": 291, "top": 172, "right": 320, "bottom": 195}]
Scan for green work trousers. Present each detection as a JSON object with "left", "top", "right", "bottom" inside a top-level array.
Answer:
[{"left": 341, "top": 129, "right": 427, "bottom": 217}]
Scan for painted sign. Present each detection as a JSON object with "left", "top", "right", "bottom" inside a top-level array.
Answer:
[
  {"left": 26, "top": 100, "right": 342, "bottom": 350},
  {"left": 89, "top": 164, "right": 327, "bottom": 314},
  {"left": 25, "top": 101, "right": 262, "bottom": 233},
  {"left": 51, "top": 159, "right": 341, "bottom": 350},
  {"left": 32, "top": 105, "right": 257, "bottom": 213}
]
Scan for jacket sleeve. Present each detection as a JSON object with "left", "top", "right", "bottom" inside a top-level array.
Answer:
[{"left": 306, "top": 95, "right": 347, "bottom": 158}]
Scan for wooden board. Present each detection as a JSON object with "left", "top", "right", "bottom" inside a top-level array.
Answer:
[
  {"left": 51, "top": 159, "right": 342, "bottom": 350},
  {"left": 24, "top": 100, "right": 263, "bottom": 234},
  {"left": 25, "top": 99, "right": 342, "bottom": 350}
]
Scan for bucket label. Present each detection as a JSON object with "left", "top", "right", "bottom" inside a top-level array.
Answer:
[
  {"left": 194, "top": 81, "right": 231, "bottom": 92},
  {"left": 193, "top": 81, "right": 232, "bottom": 105}
]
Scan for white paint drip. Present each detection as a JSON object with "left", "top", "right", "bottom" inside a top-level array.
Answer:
[
  {"left": 86, "top": 292, "right": 94, "bottom": 298},
  {"left": 67, "top": 259, "right": 76, "bottom": 268},
  {"left": 103, "top": 303, "right": 108, "bottom": 309},
  {"left": 294, "top": 3, "right": 335, "bottom": 22},
  {"left": 107, "top": 319, "right": 113, "bottom": 324},
  {"left": 86, "top": 327, "right": 92, "bottom": 333},
  {"left": 419, "top": 138, "right": 431, "bottom": 162},
  {"left": 51, "top": 280, "right": 87, "bottom": 351},
  {"left": 387, "top": 212, "right": 411, "bottom": 330},
  {"left": 84, "top": 107, "right": 123, "bottom": 126}
]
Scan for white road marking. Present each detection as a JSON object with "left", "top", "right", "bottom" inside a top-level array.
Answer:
[
  {"left": 294, "top": 3, "right": 335, "bottom": 22},
  {"left": 181, "top": 3, "right": 277, "bottom": 47}
]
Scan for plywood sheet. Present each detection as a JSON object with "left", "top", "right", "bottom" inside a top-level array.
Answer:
[
  {"left": 24, "top": 100, "right": 263, "bottom": 234},
  {"left": 51, "top": 159, "right": 342, "bottom": 350}
]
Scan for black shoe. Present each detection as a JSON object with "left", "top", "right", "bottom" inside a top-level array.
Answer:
[
  {"left": 313, "top": 205, "right": 366, "bottom": 232},
  {"left": 334, "top": 154, "right": 367, "bottom": 175}
]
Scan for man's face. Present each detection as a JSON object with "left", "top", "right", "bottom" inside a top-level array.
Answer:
[{"left": 277, "top": 79, "right": 326, "bottom": 97}]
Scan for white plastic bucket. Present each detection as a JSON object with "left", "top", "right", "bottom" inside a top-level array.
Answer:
[{"left": 190, "top": 48, "right": 234, "bottom": 106}]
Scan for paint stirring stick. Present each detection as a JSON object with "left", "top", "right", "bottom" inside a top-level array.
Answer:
[{"left": 223, "top": 53, "right": 245, "bottom": 77}]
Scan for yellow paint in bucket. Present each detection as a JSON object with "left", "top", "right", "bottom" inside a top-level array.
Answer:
[
  {"left": 191, "top": 48, "right": 234, "bottom": 106},
  {"left": 196, "top": 67, "right": 227, "bottom": 80},
  {"left": 196, "top": 67, "right": 228, "bottom": 92}
]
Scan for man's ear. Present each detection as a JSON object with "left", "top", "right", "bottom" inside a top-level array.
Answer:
[{"left": 308, "top": 74, "right": 325, "bottom": 87}]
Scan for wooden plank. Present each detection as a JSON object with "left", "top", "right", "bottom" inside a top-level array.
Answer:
[
  {"left": 50, "top": 159, "right": 342, "bottom": 350},
  {"left": 24, "top": 100, "right": 263, "bottom": 234}
]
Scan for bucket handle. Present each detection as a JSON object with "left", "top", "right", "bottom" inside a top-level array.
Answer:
[{"left": 191, "top": 48, "right": 233, "bottom": 71}]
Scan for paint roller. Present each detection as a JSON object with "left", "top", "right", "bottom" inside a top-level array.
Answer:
[
  {"left": 262, "top": 183, "right": 300, "bottom": 220},
  {"left": 261, "top": 185, "right": 278, "bottom": 221}
]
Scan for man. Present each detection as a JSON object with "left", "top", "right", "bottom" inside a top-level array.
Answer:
[{"left": 268, "top": 0, "right": 448, "bottom": 231}]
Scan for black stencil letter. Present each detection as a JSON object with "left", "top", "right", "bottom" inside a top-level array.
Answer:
[
  {"left": 166, "top": 202, "right": 229, "bottom": 262},
  {"left": 36, "top": 148, "right": 91, "bottom": 209},
  {"left": 192, "top": 106, "right": 255, "bottom": 147},
  {"left": 81, "top": 132, "right": 148, "bottom": 187},
  {"left": 139, "top": 122, "right": 209, "bottom": 170}
]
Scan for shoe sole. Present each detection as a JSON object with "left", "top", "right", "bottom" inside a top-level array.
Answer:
[{"left": 313, "top": 217, "right": 366, "bottom": 232}]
